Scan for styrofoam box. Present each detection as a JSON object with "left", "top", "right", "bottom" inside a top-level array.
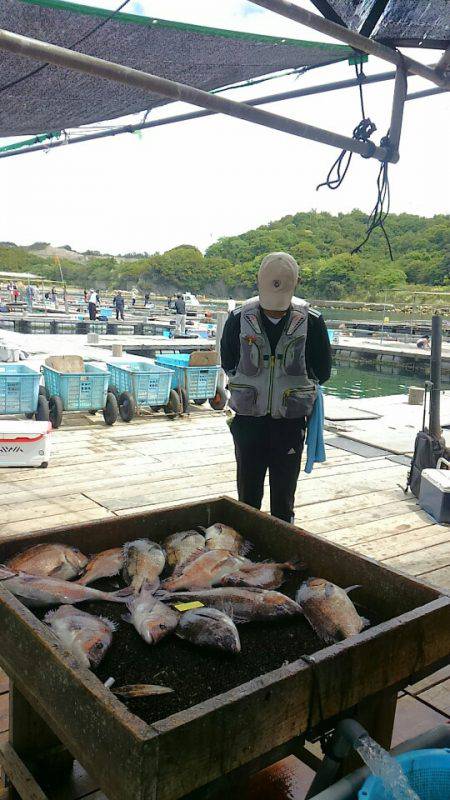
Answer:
[
  {"left": 419, "top": 468, "right": 450, "bottom": 524},
  {"left": 0, "top": 421, "right": 52, "bottom": 468}
]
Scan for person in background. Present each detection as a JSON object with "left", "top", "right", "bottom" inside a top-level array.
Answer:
[
  {"left": 83, "top": 288, "right": 88, "bottom": 303},
  {"left": 25, "top": 284, "right": 33, "bottom": 310},
  {"left": 227, "top": 296, "right": 236, "bottom": 315},
  {"left": 51, "top": 287, "right": 57, "bottom": 307},
  {"left": 131, "top": 289, "right": 137, "bottom": 307},
  {"left": 174, "top": 294, "right": 186, "bottom": 335},
  {"left": 221, "top": 251, "right": 331, "bottom": 524},
  {"left": 144, "top": 292, "right": 150, "bottom": 307},
  {"left": 417, "top": 334, "right": 431, "bottom": 349},
  {"left": 88, "top": 288, "right": 98, "bottom": 321},
  {"left": 13, "top": 285, "right": 19, "bottom": 303},
  {"left": 115, "top": 291, "right": 125, "bottom": 321}
]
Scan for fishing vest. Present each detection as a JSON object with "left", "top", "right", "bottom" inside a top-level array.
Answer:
[{"left": 228, "top": 299, "right": 317, "bottom": 419}]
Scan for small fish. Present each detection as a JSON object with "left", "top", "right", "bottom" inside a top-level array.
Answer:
[
  {"left": 0, "top": 566, "right": 128, "bottom": 607},
  {"left": 163, "top": 530, "right": 205, "bottom": 569},
  {"left": 124, "top": 585, "right": 179, "bottom": 645},
  {"left": 77, "top": 547, "right": 124, "bottom": 586},
  {"left": 6, "top": 543, "right": 88, "bottom": 581},
  {"left": 162, "top": 549, "right": 248, "bottom": 591},
  {"left": 160, "top": 586, "right": 302, "bottom": 623},
  {"left": 221, "top": 560, "right": 302, "bottom": 590},
  {"left": 295, "top": 578, "right": 369, "bottom": 644},
  {"left": 123, "top": 540, "right": 165, "bottom": 593},
  {"left": 113, "top": 684, "right": 173, "bottom": 698},
  {"left": 204, "top": 523, "right": 251, "bottom": 556},
  {"left": 177, "top": 606, "right": 241, "bottom": 654},
  {"left": 45, "top": 605, "right": 115, "bottom": 668}
]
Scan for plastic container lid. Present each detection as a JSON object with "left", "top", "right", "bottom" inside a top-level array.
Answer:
[
  {"left": 0, "top": 421, "right": 52, "bottom": 437},
  {"left": 421, "top": 469, "right": 450, "bottom": 493}
]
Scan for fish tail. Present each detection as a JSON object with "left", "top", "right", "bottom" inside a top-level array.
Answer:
[
  {"left": 239, "top": 540, "right": 253, "bottom": 556},
  {"left": 284, "top": 560, "right": 305, "bottom": 572}
]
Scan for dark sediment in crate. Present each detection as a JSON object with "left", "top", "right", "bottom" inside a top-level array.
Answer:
[{"left": 33, "top": 570, "right": 379, "bottom": 728}]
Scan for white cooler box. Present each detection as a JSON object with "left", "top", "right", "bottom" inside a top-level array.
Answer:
[
  {"left": 0, "top": 421, "right": 52, "bottom": 468},
  {"left": 419, "top": 466, "right": 450, "bottom": 524}
]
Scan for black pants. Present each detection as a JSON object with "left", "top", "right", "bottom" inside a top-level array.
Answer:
[
  {"left": 116, "top": 309, "right": 124, "bottom": 320},
  {"left": 88, "top": 302, "right": 96, "bottom": 320},
  {"left": 230, "top": 415, "right": 305, "bottom": 523}
]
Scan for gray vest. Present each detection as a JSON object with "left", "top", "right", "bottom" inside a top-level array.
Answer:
[{"left": 228, "top": 299, "right": 317, "bottom": 419}]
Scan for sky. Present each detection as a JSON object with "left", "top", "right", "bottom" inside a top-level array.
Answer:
[{"left": 1, "top": 0, "right": 449, "bottom": 255}]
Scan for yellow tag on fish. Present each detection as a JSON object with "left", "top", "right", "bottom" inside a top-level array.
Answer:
[{"left": 173, "top": 601, "right": 205, "bottom": 611}]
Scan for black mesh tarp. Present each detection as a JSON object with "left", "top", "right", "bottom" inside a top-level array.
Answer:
[
  {"left": 0, "top": 0, "right": 354, "bottom": 137},
  {"left": 310, "top": 0, "right": 449, "bottom": 47}
]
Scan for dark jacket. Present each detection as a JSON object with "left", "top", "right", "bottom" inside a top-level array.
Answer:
[
  {"left": 174, "top": 298, "right": 186, "bottom": 314},
  {"left": 221, "top": 305, "right": 332, "bottom": 385},
  {"left": 115, "top": 295, "right": 125, "bottom": 310}
]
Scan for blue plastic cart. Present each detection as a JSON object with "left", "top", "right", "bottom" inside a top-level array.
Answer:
[
  {"left": 42, "top": 362, "right": 118, "bottom": 428},
  {"left": 155, "top": 353, "right": 226, "bottom": 411},
  {"left": 0, "top": 364, "right": 49, "bottom": 421},
  {"left": 105, "top": 359, "right": 178, "bottom": 421}
]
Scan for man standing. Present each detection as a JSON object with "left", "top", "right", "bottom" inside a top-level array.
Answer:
[
  {"left": 115, "top": 291, "right": 125, "bottom": 321},
  {"left": 174, "top": 294, "right": 186, "bottom": 336},
  {"left": 88, "top": 288, "right": 97, "bottom": 321},
  {"left": 221, "top": 252, "right": 331, "bottom": 523}
]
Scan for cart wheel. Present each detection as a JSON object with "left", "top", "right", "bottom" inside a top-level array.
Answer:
[
  {"left": 39, "top": 385, "right": 47, "bottom": 397},
  {"left": 193, "top": 398, "right": 207, "bottom": 406},
  {"left": 40, "top": 461, "right": 48, "bottom": 469},
  {"left": 35, "top": 394, "right": 50, "bottom": 422},
  {"left": 180, "top": 388, "right": 189, "bottom": 414},
  {"left": 209, "top": 386, "right": 228, "bottom": 411},
  {"left": 49, "top": 395, "right": 63, "bottom": 429},
  {"left": 108, "top": 385, "right": 119, "bottom": 401},
  {"left": 25, "top": 412, "right": 35, "bottom": 419},
  {"left": 103, "top": 392, "right": 119, "bottom": 426},
  {"left": 164, "top": 389, "right": 182, "bottom": 419},
  {"left": 151, "top": 405, "right": 162, "bottom": 412},
  {"left": 119, "top": 391, "right": 136, "bottom": 423}
]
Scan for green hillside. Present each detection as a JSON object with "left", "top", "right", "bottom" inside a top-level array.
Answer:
[{"left": 1, "top": 210, "right": 448, "bottom": 300}]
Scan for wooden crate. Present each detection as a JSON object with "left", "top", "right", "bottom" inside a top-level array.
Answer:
[{"left": 0, "top": 496, "right": 449, "bottom": 800}]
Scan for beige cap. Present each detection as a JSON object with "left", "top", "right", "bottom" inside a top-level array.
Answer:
[{"left": 258, "top": 252, "right": 299, "bottom": 311}]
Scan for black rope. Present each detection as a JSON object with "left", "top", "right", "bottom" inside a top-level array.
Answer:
[
  {"left": 351, "top": 132, "right": 394, "bottom": 260},
  {"left": 316, "top": 64, "right": 376, "bottom": 192},
  {"left": 0, "top": 0, "right": 132, "bottom": 95}
]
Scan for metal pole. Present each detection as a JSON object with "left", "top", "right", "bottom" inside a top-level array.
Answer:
[
  {"left": 247, "top": 0, "right": 450, "bottom": 89},
  {"left": 429, "top": 315, "right": 442, "bottom": 438},
  {"left": 0, "top": 28, "right": 393, "bottom": 162},
  {"left": 388, "top": 67, "right": 407, "bottom": 157},
  {"left": 0, "top": 70, "right": 445, "bottom": 161}
]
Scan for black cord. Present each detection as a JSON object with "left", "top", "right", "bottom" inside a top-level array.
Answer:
[
  {"left": 351, "top": 132, "right": 394, "bottom": 260},
  {"left": 316, "top": 63, "right": 376, "bottom": 192},
  {"left": 0, "top": 0, "right": 132, "bottom": 95}
]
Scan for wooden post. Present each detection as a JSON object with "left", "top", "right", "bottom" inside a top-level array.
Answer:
[{"left": 8, "top": 683, "right": 74, "bottom": 794}]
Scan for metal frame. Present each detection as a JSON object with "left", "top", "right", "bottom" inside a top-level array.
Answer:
[{"left": 0, "top": 0, "right": 447, "bottom": 162}]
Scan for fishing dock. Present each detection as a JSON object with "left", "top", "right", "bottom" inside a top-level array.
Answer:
[
  {"left": 0, "top": 397, "right": 449, "bottom": 798},
  {"left": 332, "top": 334, "right": 450, "bottom": 374}
]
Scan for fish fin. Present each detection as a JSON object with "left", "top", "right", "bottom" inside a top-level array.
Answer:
[
  {"left": 193, "top": 525, "right": 207, "bottom": 535},
  {"left": 99, "top": 616, "right": 117, "bottom": 632},
  {"left": 345, "top": 585, "right": 362, "bottom": 595},
  {"left": 113, "top": 587, "right": 134, "bottom": 598},
  {"left": 283, "top": 560, "right": 304, "bottom": 572},
  {"left": 361, "top": 617, "right": 370, "bottom": 630},
  {"left": 172, "top": 548, "right": 205, "bottom": 577},
  {"left": 239, "top": 540, "right": 253, "bottom": 556},
  {"left": 231, "top": 614, "right": 248, "bottom": 625},
  {"left": 44, "top": 609, "right": 57, "bottom": 624},
  {"left": 140, "top": 579, "right": 160, "bottom": 595},
  {"left": 113, "top": 684, "right": 174, "bottom": 698},
  {"left": 121, "top": 613, "right": 132, "bottom": 624}
]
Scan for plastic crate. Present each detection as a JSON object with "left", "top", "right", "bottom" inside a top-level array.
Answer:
[
  {"left": 106, "top": 360, "right": 173, "bottom": 407},
  {"left": 359, "top": 748, "right": 450, "bottom": 800},
  {"left": 155, "top": 353, "right": 219, "bottom": 400},
  {"left": 42, "top": 364, "right": 108, "bottom": 412},
  {"left": 0, "top": 364, "right": 40, "bottom": 415}
]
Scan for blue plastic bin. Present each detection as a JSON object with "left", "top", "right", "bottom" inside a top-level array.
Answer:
[
  {"left": 106, "top": 360, "right": 173, "bottom": 407},
  {"left": 42, "top": 364, "right": 108, "bottom": 411},
  {"left": 0, "top": 364, "right": 41, "bottom": 415},
  {"left": 359, "top": 748, "right": 450, "bottom": 800},
  {"left": 155, "top": 353, "right": 219, "bottom": 401}
]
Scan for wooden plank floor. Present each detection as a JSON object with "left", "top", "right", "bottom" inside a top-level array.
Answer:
[{"left": 0, "top": 406, "right": 449, "bottom": 799}]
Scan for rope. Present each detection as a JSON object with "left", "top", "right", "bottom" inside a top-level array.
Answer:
[
  {"left": 0, "top": 0, "right": 133, "bottom": 95},
  {"left": 316, "top": 63, "right": 376, "bottom": 192},
  {"left": 351, "top": 132, "right": 394, "bottom": 260}
]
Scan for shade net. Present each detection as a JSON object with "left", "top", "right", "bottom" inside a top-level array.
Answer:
[
  {"left": 311, "top": 0, "right": 449, "bottom": 47},
  {"left": 0, "top": 0, "right": 353, "bottom": 137}
]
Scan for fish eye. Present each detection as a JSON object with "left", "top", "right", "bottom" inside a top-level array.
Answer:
[{"left": 159, "top": 623, "right": 167, "bottom": 630}]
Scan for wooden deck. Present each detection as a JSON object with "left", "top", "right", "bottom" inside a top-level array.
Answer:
[{"left": 0, "top": 407, "right": 449, "bottom": 798}]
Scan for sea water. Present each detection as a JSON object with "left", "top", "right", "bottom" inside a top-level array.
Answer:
[{"left": 356, "top": 734, "right": 420, "bottom": 800}]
